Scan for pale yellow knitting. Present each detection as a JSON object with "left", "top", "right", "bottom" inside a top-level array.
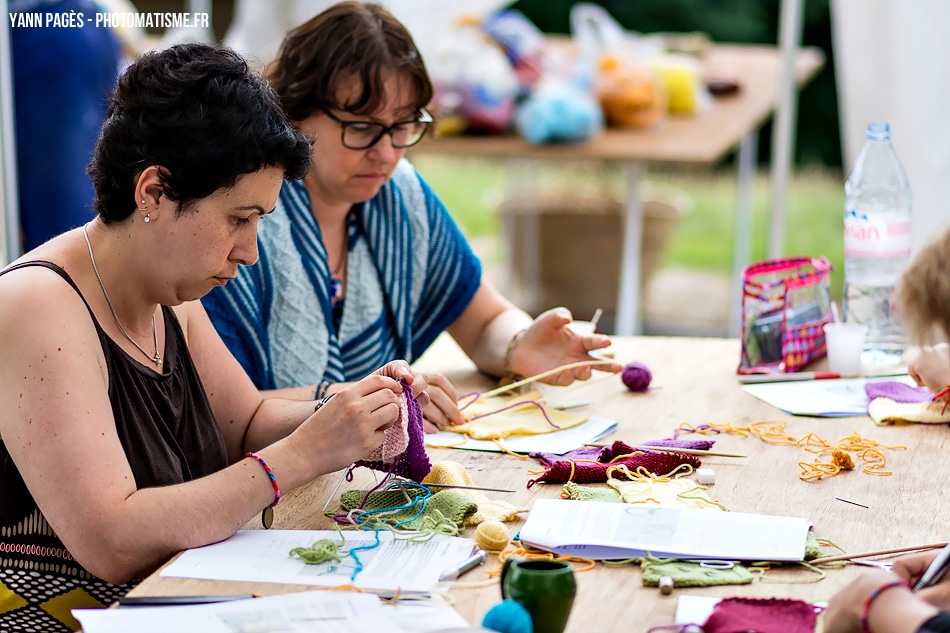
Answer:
[
  {"left": 449, "top": 390, "right": 588, "bottom": 440},
  {"left": 423, "top": 461, "right": 529, "bottom": 525},
  {"left": 868, "top": 397, "right": 950, "bottom": 426},
  {"left": 606, "top": 476, "right": 725, "bottom": 511}
]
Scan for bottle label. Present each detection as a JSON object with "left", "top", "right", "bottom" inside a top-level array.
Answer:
[{"left": 844, "top": 209, "right": 911, "bottom": 257}]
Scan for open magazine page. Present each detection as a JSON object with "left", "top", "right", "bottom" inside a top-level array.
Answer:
[{"left": 520, "top": 499, "right": 811, "bottom": 561}]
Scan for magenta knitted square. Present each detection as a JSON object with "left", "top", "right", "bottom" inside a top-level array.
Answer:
[{"left": 703, "top": 597, "right": 818, "bottom": 633}]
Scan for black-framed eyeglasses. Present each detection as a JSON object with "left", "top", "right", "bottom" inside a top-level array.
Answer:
[{"left": 324, "top": 109, "right": 432, "bottom": 150}]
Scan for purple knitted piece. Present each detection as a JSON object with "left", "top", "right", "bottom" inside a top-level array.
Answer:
[
  {"left": 865, "top": 381, "right": 933, "bottom": 404},
  {"left": 530, "top": 438, "right": 716, "bottom": 468},
  {"left": 640, "top": 438, "right": 716, "bottom": 451},
  {"left": 530, "top": 445, "right": 603, "bottom": 467},
  {"left": 354, "top": 379, "right": 431, "bottom": 482}
]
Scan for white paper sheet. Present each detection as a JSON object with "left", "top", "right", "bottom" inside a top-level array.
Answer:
[
  {"left": 424, "top": 415, "right": 617, "bottom": 454},
  {"left": 74, "top": 591, "right": 399, "bottom": 633},
  {"left": 160, "top": 530, "right": 475, "bottom": 593},
  {"left": 519, "top": 499, "right": 811, "bottom": 561},
  {"left": 674, "top": 594, "right": 722, "bottom": 625},
  {"left": 741, "top": 375, "right": 915, "bottom": 417}
]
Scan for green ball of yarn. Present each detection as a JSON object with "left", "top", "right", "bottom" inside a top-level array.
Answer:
[{"left": 482, "top": 599, "right": 533, "bottom": 633}]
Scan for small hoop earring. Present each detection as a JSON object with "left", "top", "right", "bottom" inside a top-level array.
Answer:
[{"left": 144, "top": 213, "right": 151, "bottom": 223}]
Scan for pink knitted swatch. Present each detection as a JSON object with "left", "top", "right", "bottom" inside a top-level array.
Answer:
[
  {"left": 363, "top": 392, "right": 410, "bottom": 461},
  {"left": 354, "top": 378, "right": 431, "bottom": 482},
  {"left": 702, "top": 597, "right": 818, "bottom": 633}
]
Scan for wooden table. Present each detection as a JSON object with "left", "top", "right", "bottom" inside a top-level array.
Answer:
[
  {"left": 129, "top": 334, "right": 945, "bottom": 630},
  {"left": 410, "top": 44, "right": 825, "bottom": 337}
]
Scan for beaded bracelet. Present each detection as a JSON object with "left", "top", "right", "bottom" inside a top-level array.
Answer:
[
  {"left": 246, "top": 451, "right": 281, "bottom": 508},
  {"left": 860, "top": 579, "right": 907, "bottom": 633},
  {"left": 503, "top": 328, "right": 527, "bottom": 381}
]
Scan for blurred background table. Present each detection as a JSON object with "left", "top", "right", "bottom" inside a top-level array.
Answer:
[
  {"left": 129, "top": 333, "right": 945, "bottom": 631},
  {"left": 411, "top": 43, "right": 824, "bottom": 336}
]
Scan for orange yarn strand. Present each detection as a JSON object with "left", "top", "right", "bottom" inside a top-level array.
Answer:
[{"left": 677, "top": 420, "right": 905, "bottom": 482}]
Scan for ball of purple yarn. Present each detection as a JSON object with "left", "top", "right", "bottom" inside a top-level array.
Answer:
[{"left": 622, "top": 361, "right": 652, "bottom": 392}]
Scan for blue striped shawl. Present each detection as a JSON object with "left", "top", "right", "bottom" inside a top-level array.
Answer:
[{"left": 202, "top": 159, "right": 481, "bottom": 389}]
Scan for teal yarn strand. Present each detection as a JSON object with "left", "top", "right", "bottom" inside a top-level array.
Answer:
[
  {"left": 482, "top": 599, "right": 533, "bottom": 633},
  {"left": 348, "top": 528, "right": 381, "bottom": 581},
  {"left": 353, "top": 482, "right": 433, "bottom": 528}
]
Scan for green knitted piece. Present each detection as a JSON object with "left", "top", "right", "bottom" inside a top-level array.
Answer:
[
  {"left": 641, "top": 558, "right": 754, "bottom": 587},
  {"left": 804, "top": 531, "right": 843, "bottom": 561},
  {"left": 560, "top": 482, "right": 622, "bottom": 502},
  {"left": 338, "top": 488, "right": 477, "bottom": 530}
]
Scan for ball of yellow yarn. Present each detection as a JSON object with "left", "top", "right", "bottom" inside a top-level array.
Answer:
[{"left": 475, "top": 520, "right": 510, "bottom": 552}]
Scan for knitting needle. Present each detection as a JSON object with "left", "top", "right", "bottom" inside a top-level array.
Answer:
[
  {"left": 810, "top": 542, "right": 949, "bottom": 565},
  {"left": 389, "top": 476, "right": 515, "bottom": 493},
  {"left": 480, "top": 359, "right": 618, "bottom": 400},
  {"left": 590, "top": 308, "right": 603, "bottom": 331},
  {"left": 835, "top": 496, "right": 869, "bottom": 509},
  {"left": 409, "top": 481, "right": 517, "bottom": 494},
  {"left": 321, "top": 470, "right": 350, "bottom": 513},
  {"left": 583, "top": 443, "right": 748, "bottom": 458}
]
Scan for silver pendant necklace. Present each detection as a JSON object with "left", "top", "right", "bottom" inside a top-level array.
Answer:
[{"left": 82, "top": 224, "right": 162, "bottom": 366}]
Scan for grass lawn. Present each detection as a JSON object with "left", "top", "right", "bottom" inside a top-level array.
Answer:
[{"left": 412, "top": 154, "right": 847, "bottom": 300}]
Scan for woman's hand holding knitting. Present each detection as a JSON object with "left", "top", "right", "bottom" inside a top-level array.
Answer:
[
  {"left": 371, "top": 360, "right": 430, "bottom": 408},
  {"left": 295, "top": 366, "right": 428, "bottom": 474},
  {"left": 419, "top": 372, "right": 464, "bottom": 433},
  {"left": 909, "top": 343, "right": 950, "bottom": 392},
  {"left": 510, "top": 308, "right": 623, "bottom": 386}
]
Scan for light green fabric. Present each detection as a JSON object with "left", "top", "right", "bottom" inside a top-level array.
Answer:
[
  {"left": 338, "top": 487, "right": 477, "bottom": 530},
  {"left": 641, "top": 557, "right": 754, "bottom": 587},
  {"left": 560, "top": 482, "right": 622, "bottom": 502}
]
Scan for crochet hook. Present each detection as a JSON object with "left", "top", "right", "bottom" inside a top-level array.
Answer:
[{"left": 584, "top": 443, "right": 748, "bottom": 458}]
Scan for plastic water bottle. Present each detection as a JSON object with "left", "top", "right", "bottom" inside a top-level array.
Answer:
[{"left": 843, "top": 122, "right": 912, "bottom": 367}]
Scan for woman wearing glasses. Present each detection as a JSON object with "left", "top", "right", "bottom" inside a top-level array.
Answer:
[{"left": 202, "top": 1, "right": 621, "bottom": 430}]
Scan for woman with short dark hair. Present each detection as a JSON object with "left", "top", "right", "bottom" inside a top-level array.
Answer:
[{"left": 0, "top": 42, "right": 427, "bottom": 632}]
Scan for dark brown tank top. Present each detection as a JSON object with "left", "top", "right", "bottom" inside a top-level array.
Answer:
[{"left": 0, "top": 261, "right": 227, "bottom": 632}]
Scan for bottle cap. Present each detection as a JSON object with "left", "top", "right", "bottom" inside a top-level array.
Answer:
[{"left": 866, "top": 121, "right": 890, "bottom": 140}]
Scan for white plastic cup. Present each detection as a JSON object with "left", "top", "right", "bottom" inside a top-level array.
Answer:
[
  {"left": 567, "top": 321, "right": 596, "bottom": 336},
  {"left": 823, "top": 322, "right": 868, "bottom": 377}
]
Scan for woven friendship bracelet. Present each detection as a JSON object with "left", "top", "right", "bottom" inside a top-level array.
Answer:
[
  {"left": 860, "top": 580, "right": 907, "bottom": 633},
  {"left": 503, "top": 328, "right": 527, "bottom": 381},
  {"left": 246, "top": 451, "right": 281, "bottom": 508}
]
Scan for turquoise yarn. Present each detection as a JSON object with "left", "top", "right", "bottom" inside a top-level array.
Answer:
[
  {"left": 515, "top": 80, "right": 603, "bottom": 144},
  {"left": 482, "top": 599, "right": 533, "bottom": 633}
]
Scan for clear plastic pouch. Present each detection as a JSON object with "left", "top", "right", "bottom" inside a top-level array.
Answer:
[{"left": 740, "top": 256, "right": 833, "bottom": 374}]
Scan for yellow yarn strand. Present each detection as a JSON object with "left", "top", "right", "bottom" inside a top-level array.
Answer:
[{"left": 676, "top": 420, "right": 905, "bottom": 482}]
